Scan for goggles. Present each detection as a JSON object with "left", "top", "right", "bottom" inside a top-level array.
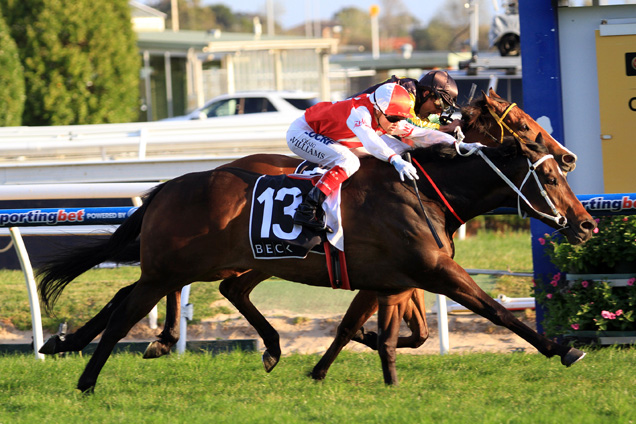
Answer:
[{"left": 383, "top": 112, "right": 407, "bottom": 123}]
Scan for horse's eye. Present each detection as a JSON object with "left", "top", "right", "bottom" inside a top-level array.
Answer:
[
  {"left": 520, "top": 124, "right": 530, "bottom": 132},
  {"left": 546, "top": 177, "right": 558, "bottom": 186}
]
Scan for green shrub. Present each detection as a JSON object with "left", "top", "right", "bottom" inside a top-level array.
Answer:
[
  {"left": 2, "top": 0, "right": 140, "bottom": 125},
  {"left": 0, "top": 13, "right": 24, "bottom": 126}
]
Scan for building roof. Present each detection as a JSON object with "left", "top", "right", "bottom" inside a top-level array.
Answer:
[
  {"left": 330, "top": 51, "right": 472, "bottom": 72},
  {"left": 136, "top": 30, "right": 339, "bottom": 55}
]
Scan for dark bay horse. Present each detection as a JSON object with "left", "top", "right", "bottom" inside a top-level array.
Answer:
[
  {"left": 39, "top": 90, "right": 580, "bottom": 376},
  {"left": 38, "top": 132, "right": 595, "bottom": 392}
]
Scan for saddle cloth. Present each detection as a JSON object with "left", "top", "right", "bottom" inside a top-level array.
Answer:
[{"left": 249, "top": 170, "right": 344, "bottom": 257}]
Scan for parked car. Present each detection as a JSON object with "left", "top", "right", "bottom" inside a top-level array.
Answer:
[{"left": 162, "top": 90, "right": 320, "bottom": 121}]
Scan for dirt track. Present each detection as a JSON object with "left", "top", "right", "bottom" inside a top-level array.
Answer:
[{"left": 1, "top": 306, "right": 537, "bottom": 356}]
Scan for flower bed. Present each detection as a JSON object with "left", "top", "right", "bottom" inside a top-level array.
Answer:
[{"left": 535, "top": 216, "right": 636, "bottom": 339}]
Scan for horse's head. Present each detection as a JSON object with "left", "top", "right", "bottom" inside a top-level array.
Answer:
[
  {"left": 461, "top": 89, "right": 578, "bottom": 173},
  {"left": 506, "top": 133, "right": 594, "bottom": 245}
]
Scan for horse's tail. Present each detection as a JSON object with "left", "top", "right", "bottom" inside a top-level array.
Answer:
[{"left": 37, "top": 183, "right": 164, "bottom": 312}]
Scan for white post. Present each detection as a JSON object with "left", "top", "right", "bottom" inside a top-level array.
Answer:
[
  {"left": 138, "top": 127, "right": 147, "bottom": 160},
  {"left": 176, "top": 284, "right": 192, "bottom": 354},
  {"left": 10, "top": 227, "right": 45, "bottom": 360},
  {"left": 457, "top": 223, "right": 467, "bottom": 240},
  {"left": 436, "top": 294, "right": 450, "bottom": 355}
]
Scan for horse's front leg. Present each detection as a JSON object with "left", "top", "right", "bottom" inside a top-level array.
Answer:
[
  {"left": 218, "top": 271, "right": 279, "bottom": 372},
  {"left": 39, "top": 283, "right": 137, "bottom": 355},
  {"left": 427, "top": 257, "right": 585, "bottom": 366},
  {"left": 351, "top": 289, "right": 428, "bottom": 350},
  {"left": 311, "top": 290, "right": 379, "bottom": 380},
  {"left": 376, "top": 293, "right": 405, "bottom": 385},
  {"left": 396, "top": 289, "right": 429, "bottom": 348},
  {"left": 143, "top": 290, "right": 181, "bottom": 358}
]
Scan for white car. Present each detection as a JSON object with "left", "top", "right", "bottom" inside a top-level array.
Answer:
[{"left": 162, "top": 90, "right": 320, "bottom": 121}]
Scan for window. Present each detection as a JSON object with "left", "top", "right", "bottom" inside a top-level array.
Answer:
[
  {"left": 202, "top": 99, "right": 239, "bottom": 118},
  {"left": 283, "top": 97, "right": 319, "bottom": 110}
]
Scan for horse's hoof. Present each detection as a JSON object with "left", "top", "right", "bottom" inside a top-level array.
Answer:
[
  {"left": 351, "top": 328, "right": 365, "bottom": 343},
  {"left": 143, "top": 341, "right": 169, "bottom": 359},
  {"left": 310, "top": 368, "right": 327, "bottom": 381},
  {"left": 76, "top": 382, "right": 95, "bottom": 395},
  {"left": 262, "top": 351, "right": 279, "bottom": 373},
  {"left": 39, "top": 335, "right": 61, "bottom": 355},
  {"left": 561, "top": 347, "right": 586, "bottom": 367}
]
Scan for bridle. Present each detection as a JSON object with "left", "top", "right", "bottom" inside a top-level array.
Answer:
[
  {"left": 455, "top": 141, "right": 568, "bottom": 228},
  {"left": 486, "top": 102, "right": 526, "bottom": 145}
]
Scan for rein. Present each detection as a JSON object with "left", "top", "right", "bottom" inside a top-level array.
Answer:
[
  {"left": 411, "top": 158, "right": 465, "bottom": 225},
  {"left": 454, "top": 141, "right": 568, "bottom": 227},
  {"left": 487, "top": 103, "right": 525, "bottom": 145}
]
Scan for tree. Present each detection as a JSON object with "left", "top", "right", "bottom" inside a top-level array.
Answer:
[
  {"left": 0, "top": 13, "right": 24, "bottom": 126},
  {"left": 379, "top": 0, "right": 420, "bottom": 40},
  {"left": 2, "top": 0, "right": 140, "bottom": 125},
  {"left": 333, "top": 7, "right": 372, "bottom": 51}
]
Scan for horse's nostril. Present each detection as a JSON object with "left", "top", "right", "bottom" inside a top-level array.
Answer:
[
  {"left": 581, "top": 220, "right": 596, "bottom": 231},
  {"left": 563, "top": 154, "right": 577, "bottom": 164}
]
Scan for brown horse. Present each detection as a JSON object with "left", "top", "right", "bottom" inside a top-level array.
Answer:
[
  {"left": 38, "top": 91, "right": 579, "bottom": 374},
  {"left": 38, "top": 132, "right": 595, "bottom": 392},
  {"left": 140, "top": 89, "right": 579, "bottom": 366}
]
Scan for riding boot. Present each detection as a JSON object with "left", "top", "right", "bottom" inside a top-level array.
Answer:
[{"left": 293, "top": 186, "right": 327, "bottom": 231}]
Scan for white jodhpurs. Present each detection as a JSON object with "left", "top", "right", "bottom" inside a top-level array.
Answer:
[{"left": 286, "top": 116, "right": 361, "bottom": 178}]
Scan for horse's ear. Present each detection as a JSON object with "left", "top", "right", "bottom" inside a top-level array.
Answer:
[
  {"left": 483, "top": 90, "right": 497, "bottom": 109},
  {"left": 488, "top": 88, "right": 502, "bottom": 99},
  {"left": 535, "top": 132, "right": 544, "bottom": 145}
]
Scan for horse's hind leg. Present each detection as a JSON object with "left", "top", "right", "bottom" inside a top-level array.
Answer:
[
  {"left": 39, "top": 283, "right": 137, "bottom": 355},
  {"left": 76, "top": 278, "right": 168, "bottom": 393},
  {"left": 311, "top": 290, "right": 379, "bottom": 380},
  {"left": 218, "top": 271, "right": 279, "bottom": 372},
  {"left": 143, "top": 290, "right": 181, "bottom": 358}
]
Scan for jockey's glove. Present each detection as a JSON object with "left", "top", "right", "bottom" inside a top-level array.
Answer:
[{"left": 390, "top": 155, "right": 419, "bottom": 181}]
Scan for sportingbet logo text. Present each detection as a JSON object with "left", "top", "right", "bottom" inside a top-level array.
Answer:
[
  {"left": 581, "top": 195, "right": 636, "bottom": 213},
  {"left": 0, "top": 209, "right": 86, "bottom": 226}
]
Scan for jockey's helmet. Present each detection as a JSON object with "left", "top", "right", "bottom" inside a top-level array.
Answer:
[
  {"left": 370, "top": 83, "right": 413, "bottom": 119},
  {"left": 419, "top": 70, "right": 459, "bottom": 109}
]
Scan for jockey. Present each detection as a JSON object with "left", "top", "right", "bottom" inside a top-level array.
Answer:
[
  {"left": 351, "top": 70, "right": 460, "bottom": 133},
  {"left": 287, "top": 82, "right": 455, "bottom": 232}
]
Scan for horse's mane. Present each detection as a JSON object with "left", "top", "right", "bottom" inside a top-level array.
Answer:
[{"left": 460, "top": 94, "right": 508, "bottom": 139}]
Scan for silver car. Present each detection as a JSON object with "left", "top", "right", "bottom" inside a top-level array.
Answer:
[{"left": 162, "top": 90, "right": 320, "bottom": 121}]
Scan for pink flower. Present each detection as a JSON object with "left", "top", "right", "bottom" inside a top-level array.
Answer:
[
  {"left": 623, "top": 217, "right": 629, "bottom": 221},
  {"left": 546, "top": 293, "right": 553, "bottom": 299},
  {"left": 581, "top": 280, "right": 589, "bottom": 288},
  {"left": 538, "top": 237, "right": 546, "bottom": 245},
  {"left": 571, "top": 324, "right": 580, "bottom": 330},
  {"left": 601, "top": 310, "right": 616, "bottom": 320},
  {"left": 616, "top": 309, "right": 623, "bottom": 316},
  {"left": 593, "top": 227, "right": 599, "bottom": 234},
  {"left": 550, "top": 280, "right": 558, "bottom": 287},
  {"left": 595, "top": 218, "right": 600, "bottom": 223},
  {"left": 552, "top": 273, "right": 561, "bottom": 281},
  {"left": 628, "top": 278, "right": 635, "bottom": 286}
]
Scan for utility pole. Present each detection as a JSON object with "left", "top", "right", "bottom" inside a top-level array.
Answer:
[
  {"left": 267, "top": 0, "right": 275, "bottom": 36},
  {"left": 467, "top": 0, "right": 479, "bottom": 59},
  {"left": 370, "top": 5, "right": 380, "bottom": 59},
  {"left": 171, "top": 0, "right": 179, "bottom": 31}
]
